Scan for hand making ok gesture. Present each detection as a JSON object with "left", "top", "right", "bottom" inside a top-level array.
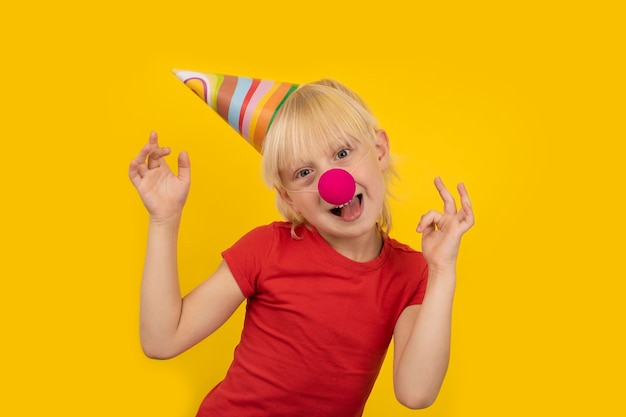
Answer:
[
  {"left": 417, "top": 177, "right": 475, "bottom": 271},
  {"left": 128, "top": 132, "right": 191, "bottom": 222}
]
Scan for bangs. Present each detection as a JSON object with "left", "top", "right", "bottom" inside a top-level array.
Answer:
[{"left": 263, "top": 82, "right": 379, "bottom": 188}]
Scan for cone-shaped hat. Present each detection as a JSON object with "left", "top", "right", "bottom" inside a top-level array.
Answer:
[{"left": 172, "top": 69, "right": 299, "bottom": 153}]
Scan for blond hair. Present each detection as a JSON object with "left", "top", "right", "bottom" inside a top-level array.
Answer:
[{"left": 262, "top": 79, "right": 396, "bottom": 238}]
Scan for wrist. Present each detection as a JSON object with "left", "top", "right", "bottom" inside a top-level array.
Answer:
[
  {"left": 149, "top": 212, "right": 183, "bottom": 227},
  {"left": 427, "top": 264, "right": 457, "bottom": 281}
]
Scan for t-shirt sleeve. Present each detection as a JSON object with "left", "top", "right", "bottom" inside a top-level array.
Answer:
[{"left": 221, "top": 224, "right": 276, "bottom": 298}]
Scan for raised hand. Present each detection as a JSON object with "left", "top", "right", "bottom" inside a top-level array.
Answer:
[
  {"left": 128, "top": 132, "right": 191, "bottom": 222},
  {"left": 416, "top": 177, "right": 474, "bottom": 270}
]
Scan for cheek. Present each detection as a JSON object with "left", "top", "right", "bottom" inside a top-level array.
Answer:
[
  {"left": 291, "top": 192, "right": 319, "bottom": 212},
  {"left": 368, "top": 172, "right": 388, "bottom": 199}
]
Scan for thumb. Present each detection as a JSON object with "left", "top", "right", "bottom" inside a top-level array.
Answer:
[{"left": 177, "top": 151, "right": 191, "bottom": 181}]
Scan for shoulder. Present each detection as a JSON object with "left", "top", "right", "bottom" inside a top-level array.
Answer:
[
  {"left": 385, "top": 236, "right": 425, "bottom": 260},
  {"left": 383, "top": 236, "right": 428, "bottom": 274},
  {"left": 385, "top": 236, "right": 418, "bottom": 253},
  {"left": 222, "top": 222, "right": 295, "bottom": 296},
  {"left": 237, "top": 221, "right": 292, "bottom": 240},
  {"left": 383, "top": 237, "right": 429, "bottom": 305},
  {"left": 224, "top": 221, "right": 297, "bottom": 256}
]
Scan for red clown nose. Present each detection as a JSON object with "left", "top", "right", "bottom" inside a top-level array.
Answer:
[{"left": 318, "top": 169, "right": 356, "bottom": 206}]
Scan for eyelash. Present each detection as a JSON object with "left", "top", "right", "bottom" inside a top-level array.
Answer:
[
  {"left": 294, "top": 148, "right": 352, "bottom": 179},
  {"left": 296, "top": 168, "right": 313, "bottom": 179}
]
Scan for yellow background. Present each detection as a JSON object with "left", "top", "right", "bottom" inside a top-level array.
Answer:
[{"left": 1, "top": 1, "right": 624, "bottom": 415}]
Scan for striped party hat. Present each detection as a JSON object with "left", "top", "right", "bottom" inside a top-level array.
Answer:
[{"left": 172, "top": 69, "right": 299, "bottom": 153}]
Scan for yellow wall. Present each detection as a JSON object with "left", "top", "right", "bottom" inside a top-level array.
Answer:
[{"left": 2, "top": 1, "right": 624, "bottom": 415}]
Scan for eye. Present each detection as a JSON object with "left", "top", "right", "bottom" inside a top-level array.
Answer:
[
  {"left": 296, "top": 168, "right": 313, "bottom": 179},
  {"left": 336, "top": 149, "right": 350, "bottom": 159}
]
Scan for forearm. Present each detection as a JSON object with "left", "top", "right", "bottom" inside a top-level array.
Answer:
[
  {"left": 139, "top": 216, "right": 184, "bottom": 358},
  {"left": 395, "top": 266, "right": 456, "bottom": 408}
]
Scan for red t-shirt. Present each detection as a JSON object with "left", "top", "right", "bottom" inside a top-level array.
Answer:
[{"left": 196, "top": 222, "right": 428, "bottom": 417}]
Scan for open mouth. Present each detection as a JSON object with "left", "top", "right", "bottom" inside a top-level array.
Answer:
[{"left": 330, "top": 194, "right": 363, "bottom": 217}]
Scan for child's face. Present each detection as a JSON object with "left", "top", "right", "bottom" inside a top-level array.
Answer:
[{"left": 279, "top": 131, "right": 390, "bottom": 241}]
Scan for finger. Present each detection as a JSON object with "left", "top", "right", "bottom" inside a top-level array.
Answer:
[
  {"left": 135, "top": 143, "right": 155, "bottom": 164},
  {"left": 434, "top": 177, "right": 457, "bottom": 215},
  {"left": 177, "top": 151, "right": 191, "bottom": 181},
  {"left": 457, "top": 182, "right": 475, "bottom": 227},
  {"left": 457, "top": 183, "right": 472, "bottom": 211},
  {"left": 147, "top": 147, "right": 171, "bottom": 169},
  {"left": 136, "top": 162, "right": 148, "bottom": 177},
  {"left": 416, "top": 209, "right": 442, "bottom": 234},
  {"left": 148, "top": 131, "right": 159, "bottom": 146},
  {"left": 128, "top": 160, "right": 142, "bottom": 187},
  {"left": 146, "top": 132, "right": 161, "bottom": 167}
]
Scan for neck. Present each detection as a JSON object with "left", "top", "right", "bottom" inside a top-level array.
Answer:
[{"left": 317, "top": 225, "right": 383, "bottom": 262}]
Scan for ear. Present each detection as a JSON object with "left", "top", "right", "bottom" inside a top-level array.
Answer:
[{"left": 374, "top": 129, "right": 391, "bottom": 170}]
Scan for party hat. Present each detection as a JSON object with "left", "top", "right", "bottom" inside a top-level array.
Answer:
[{"left": 172, "top": 69, "right": 299, "bottom": 153}]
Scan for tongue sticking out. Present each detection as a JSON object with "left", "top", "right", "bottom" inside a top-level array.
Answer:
[{"left": 334, "top": 195, "right": 363, "bottom": 221}]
